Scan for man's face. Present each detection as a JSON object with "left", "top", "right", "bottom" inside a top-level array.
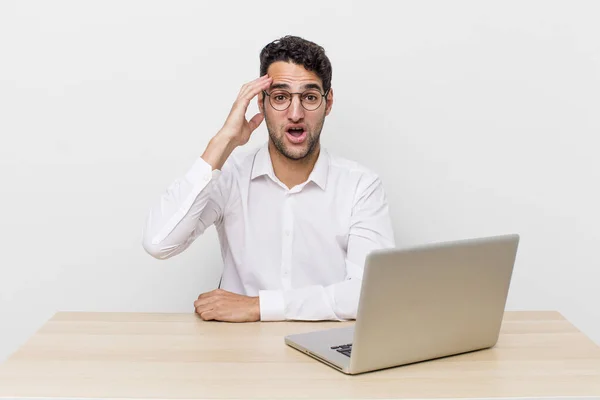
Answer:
[{"left": 259, "top": 61, "right": 333, "bottom": 161}]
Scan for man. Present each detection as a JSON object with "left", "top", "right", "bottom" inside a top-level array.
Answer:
[{"left": 142, "top": 35, "right": 395, "bottom": 322}]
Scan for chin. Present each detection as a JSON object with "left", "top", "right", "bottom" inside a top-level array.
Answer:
[
  {"left": 286, "top": 149, "right": 311, "bottom": 160},
  {"left": 277, "top": 144, "right": 307, "bottom": 160},
  {"left": 269, "top": 130, "right": 319, "bottom": 161}
]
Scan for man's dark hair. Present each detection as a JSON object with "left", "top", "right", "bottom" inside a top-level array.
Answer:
[{"left": 259, "top": 35, "right": 332, "bottom": 93}]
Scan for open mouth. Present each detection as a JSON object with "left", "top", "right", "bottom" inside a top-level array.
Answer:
[{"left": 285, "top": 127, "right": 307, "bottom": 144}]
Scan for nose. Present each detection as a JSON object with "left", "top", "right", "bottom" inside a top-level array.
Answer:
[{"left": 287, "top": 94, "right": 305, "bottom": 122}]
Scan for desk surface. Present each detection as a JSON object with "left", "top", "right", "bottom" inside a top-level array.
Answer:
[{"left": 0, "top": 311, "right": 599, "bottom": 400}]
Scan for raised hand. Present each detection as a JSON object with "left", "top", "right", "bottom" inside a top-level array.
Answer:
[{"left": 201, "top": 75, "right": 273, "bottom": 170}]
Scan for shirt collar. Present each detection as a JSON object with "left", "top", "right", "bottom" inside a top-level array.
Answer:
[
  {"left": 251, "top": 143, "right": 329, "bottom": 190},
  {"left": 308, "top": 147, "right": 329, "bottom": 190},
  {"left": 250, "top": 143, "right": 275, "bottom": 181}
]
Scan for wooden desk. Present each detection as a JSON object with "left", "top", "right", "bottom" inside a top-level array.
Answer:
[{"left": 0, "top": 311, "right": 599, "bottom": 399}]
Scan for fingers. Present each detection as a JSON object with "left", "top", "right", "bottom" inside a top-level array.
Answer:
[
  {"left": 196, "top": 305, "right": 214, "bottom": 318},
  {"left": 194, "top": 291, "right": 219, "bottom": 316},
  {"left": 247, "top": 112, "right": 265, "bottom": 133},
  {"left": 197, "top": 288, "right": 224, "bottom": 300},
  {"left": 220, "top": 76, "right": 272, "bottom": 145},
  {"left": 194, "top": 296, "right": 219, "bottom": 310},
  {"left": 237, "top": 75, "right": 272, "bottom": 106},
  {"left": 239, "top": 75, "right": 271, "bottom": 96},
  {"left": 194, "top": 297, "right": 217, "bottom": 309},
  {"left": 237, "top": 75, "right": 266, "bottom": 95},
  {"left": 194, "top": 289, "right": 232, "bottom": 315},
  {"left": 195, "top": 302, "right": 216, "bottom": 318},
  {"left": 194, "top": 289, "right": 253, "bottom": 322},
  {"left": 199, "top": 310, "right": 216, "bottom": 321}
]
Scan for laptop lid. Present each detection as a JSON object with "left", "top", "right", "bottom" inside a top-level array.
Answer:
[{"left": 348, "top": 234, "right": 519, "bottom": 374}]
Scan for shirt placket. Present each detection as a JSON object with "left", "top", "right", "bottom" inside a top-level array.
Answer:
[{"left": 281, "top": 193, "right": 294, "bottom": 289}]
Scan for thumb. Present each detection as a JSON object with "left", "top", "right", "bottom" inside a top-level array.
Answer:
[{"left": 247, "top": 112, "right": 265, "bottom": 133}]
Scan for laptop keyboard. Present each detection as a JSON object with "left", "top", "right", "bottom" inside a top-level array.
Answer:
[{"left": 331, "top": 343, "right": 352, "bottom": 357}]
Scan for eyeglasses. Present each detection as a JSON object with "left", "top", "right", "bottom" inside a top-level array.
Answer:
[{"left": 263, "top": 88, "right": 329, "bottom": 111}]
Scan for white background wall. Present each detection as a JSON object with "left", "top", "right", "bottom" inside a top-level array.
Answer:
[{"left": 1, "top": 0, "right": 599, "bottom": 363}]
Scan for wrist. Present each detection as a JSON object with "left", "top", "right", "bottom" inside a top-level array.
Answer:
[
  {"left": 253, "top": 296, "right": 261, "bottom": 321},
  {"left": 215, "top": 128, "right": 240, "bottom": 146},
  {"left": 201, "top": 133, "right": 237, "bottom": 170}
]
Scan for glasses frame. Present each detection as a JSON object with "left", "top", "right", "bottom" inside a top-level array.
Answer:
[{"left": 262, "top": 88, "right": 330, "bottom": 111}]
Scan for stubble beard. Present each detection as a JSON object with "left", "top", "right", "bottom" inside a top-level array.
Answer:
[{"left": 264, "top": 111, "right": 325, "bottom": 161}]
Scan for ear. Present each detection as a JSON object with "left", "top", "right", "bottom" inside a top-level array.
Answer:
[
  {"left": 324, "top": 88, "right": 334, "bottom": 116},
  {"left": 258, "top": 91, "right": 265, "bottom": 115}
]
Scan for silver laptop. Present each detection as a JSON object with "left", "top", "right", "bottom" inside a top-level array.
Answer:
[{"left": 285, "top": 233, "right": 520, "bottom": 374}]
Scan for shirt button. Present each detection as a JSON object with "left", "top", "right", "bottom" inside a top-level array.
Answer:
[{"left": 284, "top": 230, "right": 290, "bottom": 236}]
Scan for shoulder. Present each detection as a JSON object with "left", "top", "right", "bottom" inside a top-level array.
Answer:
[
  {"left": 324, "top": 149, "right": 388, "bottom": 208},
  {"left": 326, "top": 150, "right": 381, "bottom": 187},
  {"left": 219, "top": 144, "right": 263, "bottom": 178}
]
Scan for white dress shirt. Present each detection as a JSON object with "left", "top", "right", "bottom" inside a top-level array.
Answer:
[{"left": 142, "top": 142, "right": 395, "bottom": 321}]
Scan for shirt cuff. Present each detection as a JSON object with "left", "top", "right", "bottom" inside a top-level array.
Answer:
[
  {"left": 184, "top": 157, "right": 221, "bottom": 185},
  {"left": 259, "top": 289, "right": 285, "bottom": 321}
]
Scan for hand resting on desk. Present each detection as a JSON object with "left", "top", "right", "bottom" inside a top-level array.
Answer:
[{"left": 194, "top": 289, "right": 260, "bottom": 322}]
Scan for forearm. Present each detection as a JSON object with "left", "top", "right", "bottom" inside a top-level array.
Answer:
[
  {"left": 142, "top": 157, "right": 222, "bottom": 259},
  {"left": 259, "top": 175, "right": 395, "bottom": 321},
  {"left": 201, "top": 131, "right": 239, "bottom": 171},
  {"left": 259, "top": 278, "right": 360, "bottom": 322}
]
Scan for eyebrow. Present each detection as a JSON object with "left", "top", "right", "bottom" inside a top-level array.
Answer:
[{"left": 270, "top": 82, "right": 324, "bottom": 92}]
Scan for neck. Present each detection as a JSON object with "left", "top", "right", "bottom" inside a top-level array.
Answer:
[{"left": 268, "top": 141, "right": 320, "bottom": 189}]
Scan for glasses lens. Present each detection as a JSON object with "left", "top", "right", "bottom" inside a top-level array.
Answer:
[
  {"left": 267, "top": 90, "right": 324, "bottom": 111},
  {"left": 269, "top": 90, "right": 291, "bottom": 111},
  {"left": 301, "top": 91, "right": 323, "bottom": 110}
]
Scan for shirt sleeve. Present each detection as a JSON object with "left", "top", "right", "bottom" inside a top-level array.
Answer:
[
  {"left": 258, "top": 175, "right": 396, "bottom": 321},
  {"left": 142, "top": 156, "right": 230, "bottom": 260}
]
